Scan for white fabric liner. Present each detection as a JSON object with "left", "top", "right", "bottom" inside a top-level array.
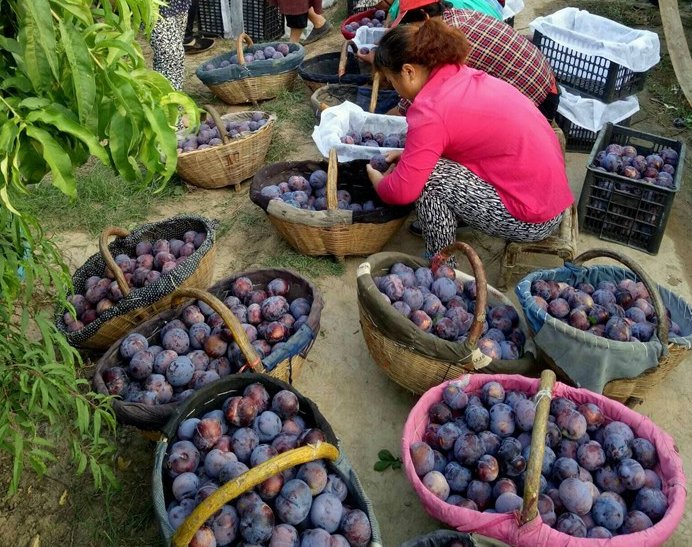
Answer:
[
  {"left": 557, "top": 85, "right": 640, "bottom": 133},
  {"left": 312, "top": 100, "right": 407, "bottom": 161},
  {"left": 530, "top": 8, "right": 660, "bottom": 73},
  {"left": 502, "top": 0, "right": 524, "bottom": 19},
  {"left": 353, "top": 26, "right": 386, "bottom": 50}
]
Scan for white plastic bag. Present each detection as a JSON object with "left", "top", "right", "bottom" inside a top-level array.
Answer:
[
  {"left": 353, "top": 26, "right": 387, "bottom": 50},
  {"left": 312, "top": 101, "right": 407, "bottom": 161},
  {"left": 557, "top": 85, "right": 640, "bottom": 133},
  {"left": 502, "top": 0, "right": 524, "bottom": 20},
  {"left": 530, "top": 8, "right": 660, "bottom": 73}
]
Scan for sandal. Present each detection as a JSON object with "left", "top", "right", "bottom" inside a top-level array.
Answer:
[
  {"left": 302, "top": 21, "right": 332, "bottom": 45},
  {"left": 184, "top": 37, "right": 215, "bottom": 55}
]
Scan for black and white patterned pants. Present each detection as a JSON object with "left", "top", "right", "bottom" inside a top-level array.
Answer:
[
  {"left": 151, "top": 13, "right": 187, "bottom": 91},
  {"left": 416, "top": 159, "right": 564, "bottom": 260}
]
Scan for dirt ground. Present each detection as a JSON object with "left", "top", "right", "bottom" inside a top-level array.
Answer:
[{"left": 1, "top": 0, "right": 690, "bottom": 545}]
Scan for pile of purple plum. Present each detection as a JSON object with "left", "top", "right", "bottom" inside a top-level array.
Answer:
[
  {"left": 411, "top": 379, "right": 668, "bottom": 538},
  {"left": 201, "top": 44, "right": 292, "bottom": 71},
  {"left": 178, "top": 113, "right": 268, "bottom": 154},
  {"left": 102, "top": 276, "right": 314, "bottom": 405},
  {"left": 344, "top": 10, "right": 387, "bottom": 33},
  {"left": 340, "top": 130, "right": 406, "bottom": 148},
  {"left": 592, "top": 143, "right": 679, "bottom": 189},
  {"left": 530, "top": 277, "right": 683, "bottom": 342},
  {"left": 164, "top": 383, "right": 373, "bottom": 546},
  {"left": 260, "top": 170, "right": 384, "bottom": 212},
  {"left": 374, "top": 263, "right": 526, "bottom": 360},
  {"left": 64, "top": 231, "right": 207, "bottom": 332}
]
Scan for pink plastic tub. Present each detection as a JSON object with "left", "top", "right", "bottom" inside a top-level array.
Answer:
[{"left": 402, "top": 374, "right": 686, "bottom": 547}]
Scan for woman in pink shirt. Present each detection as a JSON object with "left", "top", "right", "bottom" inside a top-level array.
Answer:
[{"left": 366, "top": 19, "right": 574, "bottom": 262}]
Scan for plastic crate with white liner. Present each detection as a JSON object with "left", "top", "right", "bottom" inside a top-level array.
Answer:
[
  {"left": 312, "top": 100, "right": 407, "bottom": 162},
  {"left": 530, "top": 7, "right": 660, "bottom": 102},
  {"left": 556, "top": 85, "right": 640, "bottom": 152}
]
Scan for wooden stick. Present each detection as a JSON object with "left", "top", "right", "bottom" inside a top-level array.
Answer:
[{"left": 659, "top": 0, "right": 692, "bottom": 108}]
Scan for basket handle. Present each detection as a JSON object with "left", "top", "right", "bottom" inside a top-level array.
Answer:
[
  {"left": 338, "top": 40, "right": 358, "bottom": 77},
  {"left": 99, "top": 227, "right": 131, "bottom": 297},
  {"left": 572, "top": 248, "right": 669, "bottom": 346},
  {"left": 236, "top": 32, "right": 254, "bottom": 66},
  {"left": 170, "top": 288, "right": 264, "bottom": 373},
  {"left": 368, "top": 72, "right": 381, "bottom": 114},
  {"left": 319, "top": 102, "right": 330, "bottom": 111},
  {"left": 520, "top": 369, "right": 557, "bottom": 525},
  {"left": 325, "top": 148, "right": 339, "bottom": 211},
  {"left": 430, "top": 242, "right": 488, "bottom": 347},
  {"left": 204, "top": 104, "right": 230, "bottom": 145},
  {"left": 172, "top": 442, "right": 340, "bottom": 547}
]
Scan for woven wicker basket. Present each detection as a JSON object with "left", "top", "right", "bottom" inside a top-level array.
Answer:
[
  {"left": 57, "top": 218, "right": 216, "bottom": 350},
  {"left": 94, "top": 273, "right": 323, "bottom": 429},
  {"left": 206, "top": 33, "right": 300, "bottom": 105},
  {"left": 357, "top": 242, "right": 540, "bottom": 395},
  {"left": 177, "top": 105, "right": 276, "bottom": 191},
  {"left": 520, "top": 248, "right": 692, "bottom": 407},
  {"left": 250, "top": 148, "right": 410, "bottom": 261}
]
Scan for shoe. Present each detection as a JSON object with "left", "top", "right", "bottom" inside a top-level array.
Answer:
[
  {"left": 184, "top": 37, "right": 215, "bottom": 55},
  {"left": 302, "top": 21, "right": 332, "bottom": 45},
  {"left": 408, "top": 220, "right": 470, "bottom": 237}
]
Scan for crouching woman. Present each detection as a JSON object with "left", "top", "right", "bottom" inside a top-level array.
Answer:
[{"left": 366, "top": 19, "right": 573, "bottom": 261}]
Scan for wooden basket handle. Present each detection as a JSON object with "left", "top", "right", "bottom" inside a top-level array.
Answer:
[
  {"left": 172, "top": 442, "right": 340, "bottom": 547},
  {"left": 369, "top": 72, "right": 381, "bottom": 114},
  {"left": 170, "top": 288, "right": 264, "bottom": 373},
  {"left": 520, "top": 369, "right": 557, "bottom": 525},
  {"left": 325, "top": 148, "right": 339, "bottom": 211},
  {"left": 338, "top": 40, "right": 358, "bottom": 77},
  {"left": 573, "top": 248, "right": 669, "bottom": 346},
  {"left": 236, "top": 32, "right": 254, "bottom": 66},
  {"left": 99, "top": 227, "right": 131, "bottom": 297},
  {"left": 204, "top": 104, "right": 230, "bottom": 145},
  {"left": 430, "top": 242, "right": 488, "bottom": 347},
  {"left": 319, "top": 102, "right": 330, "bottom": 112}
]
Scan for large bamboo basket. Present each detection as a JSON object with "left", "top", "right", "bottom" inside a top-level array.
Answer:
[
  {"left": 357, "top": 243, "right": 540, "bottom": 395},
  {"left": 250, "top": 148, "right": 410, "bottom": 261},
  {"left": 57, "top": 217, "right": 216, "bottom": 350},
  {"left": 206, "top": 33, "right": 300, "bottom": 105},
  {"left": 94, "top": 274, "right": 322, "bottom": 429},
  {"left": 517, "top": 248, "right": 692, "bottom": 407},
  {"left": 176, "top": 105, "right": 275, "bottom": 191}
]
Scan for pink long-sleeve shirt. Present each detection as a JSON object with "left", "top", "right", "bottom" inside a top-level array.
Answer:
[{"left": 376, "top": 64, "right": 574, "bottom": 223}]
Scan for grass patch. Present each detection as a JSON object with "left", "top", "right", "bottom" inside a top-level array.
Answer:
[
  {"left": 646, "top": 54, "right": 692, "bottom": 124},
  {"left": 92, "top": 485, "right": 157, "bottom": 546},
  {"left": 16, "top": 162, "right": 183, "bottom": 236},
  {"left": 570, "top": 0, "right": 661, "bottom": 27},
  {"left": 266, "top": 130, "right": 298, "bottom": 163},
  {"left": 265, "top": 246, "right": 345, "bottom": 277},
  {"left": 264, "top": 87, "right": 316, "bottom": 134},
  {"left": 326, "top": 2, "right": 348, "bottom": 26}
]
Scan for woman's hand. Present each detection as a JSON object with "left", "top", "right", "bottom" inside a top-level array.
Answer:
[
  {"left": 366, "top": 160, "right": 397, "bottom": 189},
  {"left": 356, "top": 50, "right": 376, "bottom": 64},
  {"left": 385, "top": 150, "right": 402, "bottom": 164}
]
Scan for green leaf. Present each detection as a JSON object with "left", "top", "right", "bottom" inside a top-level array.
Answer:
[
  {"left": 16, "top": 0, "right": 59, "bottom": 90},
  {"left": 374, "top": 460, "right": 392, "bottom": 472},
  {"left": 26, "top": 104, "right": 107, "bottom": 163},
  {"left": 58, "top": 19, "right": 97, "bottom": 130},
  {"left": 391, "top": 461, "right": 402, "bottom": 470},
  {"left": 107, "top": 111, "right": 137, "bottom": 181},
  {"left": 24, "top": 126, "right": 77, "bottom": 197},
  {"left": 378, "top": 449, "right": 396, "bottom": 461}
]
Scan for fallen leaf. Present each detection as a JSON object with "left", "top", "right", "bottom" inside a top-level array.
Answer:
[
  {"left": 117, "top": 456, "right": 131, "bottom": 471},
  {"left": 59, "top": 490, "right": 68, "bottom": 506},
  {"left": 29, "top": 534, "right": 40, "bottom": 547}
]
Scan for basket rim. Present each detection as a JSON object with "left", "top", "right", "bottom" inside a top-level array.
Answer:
[{"left": 176, "top": 112, "right": 277, "bottom": 159}]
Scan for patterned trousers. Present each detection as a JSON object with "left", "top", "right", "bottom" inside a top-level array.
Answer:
[
  {"left": 151, "top": 12, "right": 187, "bottom": 92},
  {"left": 416, "top": 159, "right": 564, "bottom": 261}
]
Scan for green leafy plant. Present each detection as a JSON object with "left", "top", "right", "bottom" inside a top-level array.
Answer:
[
  {"left": 374, "top": 449, "right": 403, "bottom": 472},
  {"left": 0, "top": 0, "right": 200, "bottom": 496}
]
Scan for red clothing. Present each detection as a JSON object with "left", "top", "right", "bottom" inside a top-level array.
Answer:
[
  {"left": 399, "top": 9, "right": 557, "bottom": 115},
  {"left": 268, "top": 0, "right": 322, "bottom": 15},
  {"left": 376, "top": 64, "right": 573, "bottom": 223}
]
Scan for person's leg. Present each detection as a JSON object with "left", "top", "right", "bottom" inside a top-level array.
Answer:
[
  {"left": 151, "top": 13, "right": 186, "bottom": 91},
  {"left": 307, "top": 7, "right": 327, "bottom": 28},
  {"left": 285, "top": 13, "right": 309, "bottom": 43},
  {"left": 415, "top": 159, "right": 565, "bottom": 259},
  {"left": 302, "top": 2, "right": 332, "bottom": 44},
  {"left": 184, "top": 0, "right": 198, "bottom": 43}
]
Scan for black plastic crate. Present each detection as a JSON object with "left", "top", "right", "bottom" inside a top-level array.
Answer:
[
  {"left": 533, "top": 30, "right": 649, "bottom": 103},
  {"left": 578, "top": 123, "right": 686, "bottom": 255},
  {"left": 555, "top": 112, "right": 632, "bottom": 153},
  {"left": 199, "top": 0, "right": 284, "bottom": 42}
]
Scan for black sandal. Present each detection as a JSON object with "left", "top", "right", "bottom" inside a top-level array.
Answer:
[{"left": 184, "top": 37, "right": 215, "bottom": 55}]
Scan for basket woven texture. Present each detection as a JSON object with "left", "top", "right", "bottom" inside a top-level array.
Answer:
[
  {"left": 56, "top": 216, "right": 217, "bottom": 350},
  {"left": 177, "top": 106, "right": 276, "bottom": 191},
  {"left": 357, "top": 243, "right": 541, "bottom": 396},
  {"left": 197, "top": 33, "right": 304, "bottom": 104},
  {"left": 93, "top": 272, "right": 322, "bottom": 430},
  {"left": 250, "top": 149, "right": 410, "bottom": 260},
  {"left": 402, "top": 370, "right": 686, "bottom": 546},
  {"left": 516, "top": 248, "right": 692, "bottom": 407},
  {"left": 151, "top": 374, "right": 383, "bottom": 546}
]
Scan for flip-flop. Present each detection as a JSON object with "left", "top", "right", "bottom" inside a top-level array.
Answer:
[
  {"left": 184, "top": 37, "right": 215, "bottom": 55},
  {"left": 302, "top": 21, "right": 332, "bottom": 45}
]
